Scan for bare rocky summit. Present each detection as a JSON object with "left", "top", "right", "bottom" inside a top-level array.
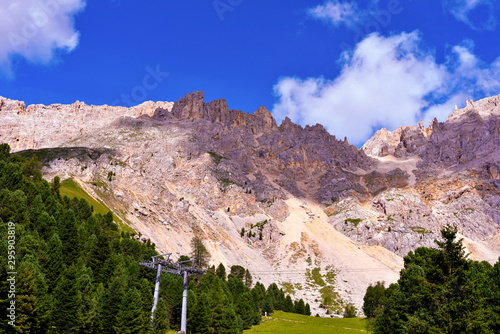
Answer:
[{"left": 1, "top": 91, "right": 499, "bottom": 315}]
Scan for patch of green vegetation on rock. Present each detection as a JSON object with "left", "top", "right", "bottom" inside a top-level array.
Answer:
[
  {"left": 320, "top": 286, "right": 342, "bottom": 314},
  {"left": 411, "top": 226, "right": 431, "bottom": 235},
  {"left": 325, "top": 266, "right": 336, "bottom": 285},
  {"left": 281, "top": 282, "right": 295, "bottom": 295},
  {"left": 208, "top": 151, "right": 227, "bottom": 165},
  {"left": 311, "top": 267, "right": 326, "bottom": 287},
  {"left": 344, "top": 218, "right": 362, "bottom": 226}
]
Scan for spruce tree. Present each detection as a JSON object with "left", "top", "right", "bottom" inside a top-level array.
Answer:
[
  {"left": 59, "top": 209, "right": 81, "bottom": 263},
  {"left": 244, "top": 269, "right": 253, "bottom": 288},
  {"left": 114, "top": 287, "right": 145, "bottom": 334},
  {"left": 99, "top": 272, "right": 127, "bottom": 333},
  {"left": 191, "top": 292, "right": 211, "bottom": 334},
  {"left": 46, "top": 233, "right": 63, "bottom": 292},
  {"left": 51, "top": 176, "right": 61, "bottom": 199},
  {"left": 77, "top": 271, "right": 97, "bottom": 332},
  {"left": 190, "top": 236, "right": 210, "bottom": 269},
  {"left": 234, "top": 292, "right": 256, "bottom": 329},
  {"left": 16, "top": 257, "right": 50, "bottom": 333},
  {"left": 216, "top": 263, "right": 226, "bottom": 281},
  {"left": 283, "top": 295, "right": 294, "bottom": 313},
  {"left": 294, "top": 298, "right": 306, "bottom": 315},
  {"left": 52, "top": 264, "right": 82, "bottom": 333},
  {"left": 215, "top": 304, "right": 240, "bottom": 334},
  {"left": 186, "top": 289, "right": 197, "bottom": 333},
  {"left": 305, "top": 303, "right": 311, "bottom": 316},
  {"left": 152, "top": 298, "right": 169, "bottom": 334}
]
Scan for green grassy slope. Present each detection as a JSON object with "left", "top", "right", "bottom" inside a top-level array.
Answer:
[
  {"left": 60, "top": 178, "right": 112, "bottom": 217},
  {"left": 59, "top": 178, "right": 135, "bottom": 234},
  {"left": 245, "top": 311, "right": 369, "bottom": 334}
]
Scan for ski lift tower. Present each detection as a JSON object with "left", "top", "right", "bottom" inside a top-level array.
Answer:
[{"left": 140, "top": 254, "right": 204, "bottom": 334}]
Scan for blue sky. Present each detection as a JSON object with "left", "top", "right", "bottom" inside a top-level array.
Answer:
[{"left": 1, "top": 0, "right": 499, "bottom": 145}]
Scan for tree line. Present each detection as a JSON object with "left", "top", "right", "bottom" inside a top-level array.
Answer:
[
  {"left": 363, "top": 225, "right": 500, "bottom": 333},
  {"left": 0, "top": 144, "right": 310, "bottom": 334}
]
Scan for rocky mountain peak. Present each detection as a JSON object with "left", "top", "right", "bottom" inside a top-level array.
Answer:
[
  {"left": 362, "top": 95, "right": 500, "bottom": 162},
  {"left": 448, "top": 94, "right": 500, "bottom": 122},
  {"left": 0, "top": 96, "right": 26, "bottom": 113}
]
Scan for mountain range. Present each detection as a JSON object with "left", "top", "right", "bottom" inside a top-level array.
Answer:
[{"left": 1, "top": 91, "right": 499, "bottom": 315}]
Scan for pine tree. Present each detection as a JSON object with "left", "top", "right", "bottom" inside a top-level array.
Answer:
[
  {"left": 363, "top": 281, "right": 386, "bottom": 318},
  {"left": 186, "top": 289, "right": 198, "bottom": 333},
  {"left": 190, "top": 236, "right": 210, "bottom": 269},
  {"left": 15, "top": 256, "right": 50, "bottom": 333},
  {"left": 46, "top": 233, "right": 63, "bottom": 292},
  {"left": 59, "top": 209, "right": 81, "bottom": 263},
  {"left": 283, "top": 295, "right": 294, "bottom": 313},
  {"left": 77, "top": 271, "right": 97, "bottom": 332},
  {"left": 235, "top": 292, "right": 257, "bottom": 329},
  {"left": 114, "top": 287, "right": 145, "bottom": 334},
  {"left": 216, "top": 263, "right": 226, "bottom": 281},
  {"left": 191, "top": 292, "right": 211, "bottom": 334},
  {"left": 343, "top": 303, "right": 357, "bottom": 318},
  {"left": 305, "top": 303, "right": 311, "bottom": 316},
  {"left": 21, "top": 155, "right": 42, "bottom": 183},
  {"left": 51, "top": 176, "right": 61, "bottom": 199},
  {"left": 244, "top": 269, "right": 253, "bottom": 288},
  {"left": 152, "top": 297, "right": 169, "bottom": 334},
  {"left": 294, "top": 298, "right": 306, "bottom": 315},
  {"left": 0, "top": 162, "right": 23, "bottom": 191},
  {"left": 52, "top": 264, "right": 82, "bottom": 333},
  {"left": 230, "top": 265, "right": 245, "bottom": 280},
  {"left": 371, "top": 225, "right": 483, "bottom": 333},
  {"left": 0, "top": 143, "right": 10, "bottom": 161}
]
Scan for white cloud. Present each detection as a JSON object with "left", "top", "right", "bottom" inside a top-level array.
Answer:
[
  {"left": 272, "top": 32, "right": 500, "bottom": 146},
  {"left": 308, "top": 1, "right": 362, "bottom": 28},
  {"left": 0, "top": 0, "right": 86, "bottom": 74},
  {"left": 443, "top": 0, "right": 497, "bottom": 30}
]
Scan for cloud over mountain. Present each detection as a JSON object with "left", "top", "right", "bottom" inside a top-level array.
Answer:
[
  {"left": 0, "top": 0, "right": 85, "bottom": 74},
  {"left": 272, "top": 31, "right": 500, "bottom": 146}
]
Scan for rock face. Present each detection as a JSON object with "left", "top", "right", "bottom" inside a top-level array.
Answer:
[
  {"left": 362, "top": 94, "right": 500, "bottom": 168},
  {"left": 0, "top": 96, "right": 173, "bottom": 151},
  {"left": 356, "top": 94, "right": 500, "bottom": 259},
  {"left": 1, "top": 91, "right": 499, "bottom": 314}
]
